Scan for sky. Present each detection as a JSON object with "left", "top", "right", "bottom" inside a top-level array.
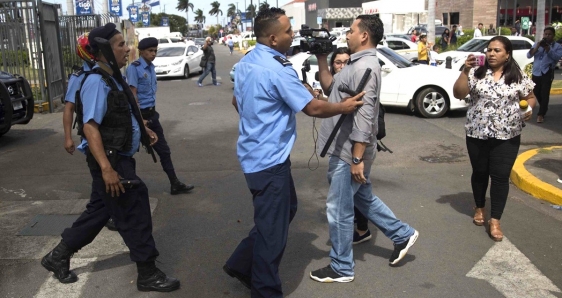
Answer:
[{"left": 55, "top": 0, "right": 293, "bottom": 26}]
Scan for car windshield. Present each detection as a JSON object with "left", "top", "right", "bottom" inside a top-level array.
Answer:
[
  {"left": 457, "top": 39, "right": 489, "bottom": 52},
  {"left": 157, "top": 47, "right": 185, "bottom": 57},
  {"left": 377, "top": 47, "right": 413, "bottom": 68}
]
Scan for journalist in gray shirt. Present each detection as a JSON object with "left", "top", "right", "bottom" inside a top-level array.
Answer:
[{"left": 317, "top": 47, "right": 381, "bottom": 165}]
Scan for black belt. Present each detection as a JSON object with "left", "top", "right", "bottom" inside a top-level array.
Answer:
[{"left": 140, "top": 106, "right": 156, "bottom": 119}]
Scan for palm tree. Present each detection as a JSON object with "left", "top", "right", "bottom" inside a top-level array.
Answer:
[
  {"left": 176, "top": 0, "right": 194, "bottom": 27},
  {"left": 209, "top": 1, "right": 223, "bottom": 26},
  {"left": 227, "top": 3, "right": 237, "bottom": 19},
  {"left": 194, "top": 8, "right": 205, "bottom": 36},
  {"left": 246, "top": 3, "right": 256, "bottom": 31},
  {"left": 259, "top": 1, "right": 269, "bottom": 11}
]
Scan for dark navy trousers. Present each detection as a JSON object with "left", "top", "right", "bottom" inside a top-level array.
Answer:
[
  {"left": 146, "top": 111, "right": 176, "bottom": 180},
  {"left": 61, "top": 156, "right": 159, "bottom": 262},
  {"left": 226, "top": 158, "right": 298, "bottom": 298}
]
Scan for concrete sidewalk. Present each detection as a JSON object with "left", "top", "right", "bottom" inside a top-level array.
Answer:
[{"left": 511, "top": 146, "right": 562, "bottom": 206}]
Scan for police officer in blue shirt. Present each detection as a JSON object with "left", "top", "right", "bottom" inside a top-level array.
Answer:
[
  {"left": 223, "top": 7, "right": 364, "bottom": 298},
  {"left": 126, "top": 37, "right": 194, "bottom": 195},
  {"left": 526, "top": 26, "right": 562, "bottom": 123},
  {"left": 41, "top": 23, "right": 180, "bottom": 292}
]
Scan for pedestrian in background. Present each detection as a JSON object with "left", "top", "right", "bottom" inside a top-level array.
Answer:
[
  {"left": 526, "top": 26, "right": 562, "bottom": 123},
  {"left": 197, "top": 37, "right": 220, "bottom": 87},
  {"left": 225, "top": 7, "right": 364, "bottom": 298},
  {"left": 411, "top": 29, "right": 418, "bottom": 43},
  {"left": 474, "top": 23, "right": 483, "bottom": 38},
  {"left": 515, "top": 20, "right": 521, "bottom": 36},
  {"left": 453, "top": 36, "right": 536, "bottom": 242},
  {"left": 311, "top": 14, "right": 419, "bottom": 283},
  {"left": 488, "top": 24, "right": 497, "bottom": 35},
  {"left": 126, "top": 37, "right": 195, "bottom": 195},
  {"left": 227, "top": 36, "right": 234, "bottom": 55},
  {"left": 441, "top": 28, "right": 450, "bottom": 51},
  {"left": 417, "top": 33, "right": 430, "bottom": 64},
  {"left": 449, "top": 25, "right": 458, "bottom": 47}
]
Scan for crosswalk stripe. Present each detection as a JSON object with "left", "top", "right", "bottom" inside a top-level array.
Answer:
[{"left": 35, "top": 257, "right": 97, "bottom": 298}]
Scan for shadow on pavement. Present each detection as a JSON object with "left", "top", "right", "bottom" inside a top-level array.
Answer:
[{"left": 435, "top": 192, "right": 474, "bottom": 218}]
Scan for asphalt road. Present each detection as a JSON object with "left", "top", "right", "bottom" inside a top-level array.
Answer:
[{"left": 1, "top": 44, "right": 562, "bottom": 298}]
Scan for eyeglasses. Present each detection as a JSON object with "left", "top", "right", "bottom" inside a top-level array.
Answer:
[{"left": 334, "top": 60, "right": 349, "bottom": 66}]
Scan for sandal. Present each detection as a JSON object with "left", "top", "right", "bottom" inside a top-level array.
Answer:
[
  {"left": 488, "top": 219, "right": 503, "bottom": 242},
  {"left": 473, "top": 207, "right": 485, "bottom": 226}
]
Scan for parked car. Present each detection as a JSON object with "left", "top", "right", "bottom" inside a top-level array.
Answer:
[
  {"left": 153, "top": 44, "right": 204, "bottom": 79},
  {"left": 385, "top": 34, "right": 411, "bottom": 41},
  {"left": 435, "top": 35, "right": 534, "bottom": 71},
  {"left": 407, "top": 25, "right": 449, "bottom": 36},
  {"left": 380, "top": 37, "right": 418, "bottom": 61},
  {"left": 289, "top": 47, "right": 469, "bottom": 118},
  {"left": 0, "top": 70, "right": 34, "bottom": 137},
  {"left": 157, "top": 37, "right": 183, "bottom": 44},
  {"left": 194, "top": 38, "right": 206, "bottom": 48}
]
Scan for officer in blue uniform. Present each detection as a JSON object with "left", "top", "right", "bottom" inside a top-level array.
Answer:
[
  {"left": 224, "top": 8, "right": 364, "bottom": 298},
  {"left": 41, "top": 23, "right": 180, "bottom": 292},
  {"left": 126, "top": 37, "right": 194, "bottom": 195}
]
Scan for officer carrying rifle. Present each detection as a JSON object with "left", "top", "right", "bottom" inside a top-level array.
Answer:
[{"left": 41, "top": 23, "right": 180, "bottom": 293}]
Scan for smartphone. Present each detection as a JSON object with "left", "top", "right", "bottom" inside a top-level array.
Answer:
[{"left": 474, "top": 54, "right": 486, "bottom": 66}]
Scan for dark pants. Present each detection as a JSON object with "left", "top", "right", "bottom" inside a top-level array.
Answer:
[
  {"left": 418, "top": 60, "right": 429, "bottom": 65},
  {"left": 226, "top": 158, "right": 298, "bottom": 298},
  {"left": 197, "top": 62, "right": 217, "bottom": 85},
  {"left": 354, "top": 207, "right": 369, "bottom": 231},
  {"left": 466, "top": 136, "right": 520, "bottom": 220},
  {"left": 146, "top": 110, "right": 176, "bottom": 181},
  {"left": 61, "top": 156, "right": 159, "bottom": 262},
  {"left": 532, "top": 69, "right": 554, "bottom": 116}
]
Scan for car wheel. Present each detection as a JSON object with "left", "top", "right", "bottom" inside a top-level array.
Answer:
[
  {"left": 414, "top": 87, "right": 449, "bottom": 118},
  {"left": 183, "top": 65, "right": 189, "bottom": 79}
]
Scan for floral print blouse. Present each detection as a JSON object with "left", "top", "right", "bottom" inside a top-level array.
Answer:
[{"left": 465, "top": 67, "right": 535, "bottom": 140}]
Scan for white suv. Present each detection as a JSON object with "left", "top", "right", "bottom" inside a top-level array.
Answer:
[{"left": 435, "top": 36, "right": 534, "bottom": 71}]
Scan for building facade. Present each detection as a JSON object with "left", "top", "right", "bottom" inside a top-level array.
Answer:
[{"left": 282, "top": 0, "right": 307, "bottom": 31}]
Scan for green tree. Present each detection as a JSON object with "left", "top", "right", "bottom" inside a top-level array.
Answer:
[
  {"left": 246, "top": 3, "right": 256, "bottom": 31},
  {"left": 209, "top": 1, "right": 223, "bottom": 26},
  {"left": 194, "top": 9, "right": 206, "bottom": 37},
  {"left": 149, "top": 13, "right": 188, "bottom": 36},
  {"left": 176, "top": 0, "right": 194, "bottom": 26}
]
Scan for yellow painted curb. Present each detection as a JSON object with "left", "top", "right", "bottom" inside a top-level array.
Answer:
[
  {"left": 550, "top": 88, "right": 562, "bottom": 95},
  {"left": 510, "top": 146, "right": 562, "bottom": 205}
]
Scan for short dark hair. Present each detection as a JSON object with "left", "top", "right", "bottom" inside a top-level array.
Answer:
[
  {"left": 544, "top": 26, "right": 555, "bottom": 35},
  {"left": 254, "top": 7, "right": 286, "bottom": 39},
  {"left": 474, "top": 36, "right": 522, "bottom": 85},
  {"left": 452, "top": 24, "right": 457, "bottom": 27},
  {"left": 355, "top": 14, "right": 384, "bottom": 46},
  {"left": 478, "top": 23, "right": 483, "bottom": 26}
]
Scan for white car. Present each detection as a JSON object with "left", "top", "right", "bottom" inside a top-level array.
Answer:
[
  {"left": 436, "top": 36, "right": 534, "bottom": 71},
  {"left": 379, "top": 37, "right": 418, "bottom": 61},
  {"left": 289, "top": 47, "right": 469, "bottom": 118},
  {"left": 153, "top": 44, "right": 203, "bottom": 79}
]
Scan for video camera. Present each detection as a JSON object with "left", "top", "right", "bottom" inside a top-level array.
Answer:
[{"left": 299, "top": 25, "right": 336, "bottom": 55}]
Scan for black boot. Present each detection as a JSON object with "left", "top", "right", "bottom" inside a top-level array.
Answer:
[
  {"left": 105, "top": 218, "right": 117, "bottom": 231},
  {"left": 41, "top": 240, "right": 77, "bottom": 283},
  {"left": 170, "top": 177, "right": 194, "bottom": 195},
  {"left": 137, "top": 262, "right": 180, "bottom": 292}
]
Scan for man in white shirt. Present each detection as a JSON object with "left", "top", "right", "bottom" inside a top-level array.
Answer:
[{"left": 474, "top": 23, "right": 483, "bottom": 38}]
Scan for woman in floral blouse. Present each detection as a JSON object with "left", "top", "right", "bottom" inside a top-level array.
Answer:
[{"left": 453, "top": 36, "right": 536, "bottom": 242}]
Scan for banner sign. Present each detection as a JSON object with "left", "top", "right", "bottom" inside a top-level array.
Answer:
[
  {"left": 161, "top": 17, "right": 169, "bottom": 26},
  {"left": 109, "top": 0, "right": 122, "bottom": 16},
  {"left": 141, "top": 11, "right": 150, "bottom": 27},
  {"left": 75, "top": 0, "right": 93, "bottom": 15},
  {"left": 127, "top": 4, "right": 139, "bottom": 22}
]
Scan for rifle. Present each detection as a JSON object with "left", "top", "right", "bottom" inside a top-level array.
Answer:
[
  {"left": 94, "top": 37, "right": 157, "bottom": 163},
  {"left": 319, "top": 68, "right": 371, "bottom": 158}
]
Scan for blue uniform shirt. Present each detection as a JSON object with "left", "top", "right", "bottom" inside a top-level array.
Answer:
[
  {"left": 527, "top": 41, "right": 562, "bottom": 76},
  {"left": 65, "top": 62, "right": 91, "bottom": 104},
  {"left": 77, "top": 64, "right": 141, "bottom": 157},
  {"left": 234, "top": 43, "right": 312, "bottom": 173},
  {"left": 126, "top": 57, "right": 157, "bottom": 109}
]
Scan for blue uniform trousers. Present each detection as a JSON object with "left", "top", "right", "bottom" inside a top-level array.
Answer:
[
  {"left": 61, "top": 156, "right": 159, "bottom": 262},
  {"left": 145, "top": 110, "right": 176, "bottom": 180},
  {"left": 226, "top": 158, "right": 297, "bottom": 298}
]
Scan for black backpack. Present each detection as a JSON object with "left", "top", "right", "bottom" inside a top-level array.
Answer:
[{"left": 377, "top": 102, "right": 392, "bottom": 153}]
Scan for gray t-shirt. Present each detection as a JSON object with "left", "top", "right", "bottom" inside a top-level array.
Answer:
[{"left": 317, "top": 48, "right": 381, "bottom": 165}]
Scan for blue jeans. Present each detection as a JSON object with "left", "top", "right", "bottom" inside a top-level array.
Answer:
[
  {"left": 197, "top": 62, "right": 216, "bottom": 84},
  {"left": 326, "top": 156, "right": 414, "bottom": 276}
]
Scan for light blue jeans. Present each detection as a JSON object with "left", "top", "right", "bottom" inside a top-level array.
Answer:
[
  {"left": 326, "top": 156, "right": 414, "bottom": 277},
  {"left": 197, "top": 62, "right": 216, "bottom": 85}
]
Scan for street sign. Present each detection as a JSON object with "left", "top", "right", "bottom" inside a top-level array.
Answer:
[
  {"left": 317, "top": 17, "right": 322, "bottom": 25},
  {"left": 522, "top": 17, "right": 530, "bottom": 30}
]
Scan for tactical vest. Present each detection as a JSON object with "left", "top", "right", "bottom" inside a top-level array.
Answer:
[{"left": 74, "top": 68, "right": 133, "bottom": 153}]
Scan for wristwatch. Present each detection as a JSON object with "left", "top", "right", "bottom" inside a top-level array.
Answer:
[{"left": 352, "top": 157, "right": 363, "bottom": 165}]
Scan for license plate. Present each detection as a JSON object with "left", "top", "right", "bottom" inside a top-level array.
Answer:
[
  {"left": 12, "top": 101, "right": 23, "bottom": 110},
  {"left": 155, "top": 68, "right": 163, "bottom": 73}
]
